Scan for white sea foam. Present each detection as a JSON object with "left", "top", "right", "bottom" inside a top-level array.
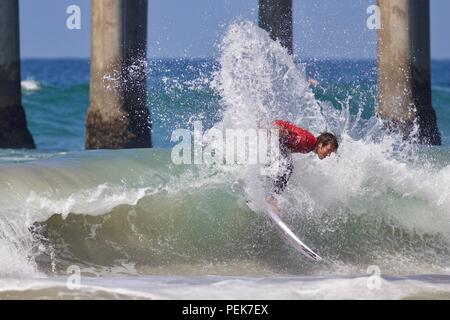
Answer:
[
  {"left": 21, "top": 79, "right": 41, "bottom": 91},
  {"left": 0, "top": 275, "right": 449, "bottom": 300},
  {"left": 0, "top": 184, "right": 151, "bottom": 277}
]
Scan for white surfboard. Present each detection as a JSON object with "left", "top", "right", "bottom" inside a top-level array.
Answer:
[{"left": 265, "top": 204, "right": 322, "bottom": 262}]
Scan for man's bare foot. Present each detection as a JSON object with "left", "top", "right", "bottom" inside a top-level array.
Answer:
[{"left": 266, "top": 195, "right": 283, "bottom": 218}]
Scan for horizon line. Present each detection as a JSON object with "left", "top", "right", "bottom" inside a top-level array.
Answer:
[{"left": 20, "top": 56, "right": 450, "bottom": 62}]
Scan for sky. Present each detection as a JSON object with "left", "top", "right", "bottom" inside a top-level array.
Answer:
[{"left": 19, "top": 0, "right": 450, "bottom": 59}]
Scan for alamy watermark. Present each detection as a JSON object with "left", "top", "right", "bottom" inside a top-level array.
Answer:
[
  {"left": 66, "top": 265, "right": 81, "bottom": 290},
  {"left": 366, "top": 265, "right": 382, "bottom": 290},
  {"left": 66, "top": 5, "right": 81, "bottom": 30},
  {"left": 366, "top": 5, "right": 381, "bottom": 30},
  {"left": 171, "top": 121, "right": 282, "bottom": 175}
]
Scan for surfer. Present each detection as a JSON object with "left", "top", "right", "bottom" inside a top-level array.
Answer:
[{"left": 266, "top": 120, "right": 338, "bottom": 215}]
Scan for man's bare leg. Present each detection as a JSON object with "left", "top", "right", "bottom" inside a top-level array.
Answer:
[{"left": 266, "top": 195, "right": 283, "bottom": 218}]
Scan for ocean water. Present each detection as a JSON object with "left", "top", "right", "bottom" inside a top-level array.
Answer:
[{"left": 1, "top": 22, "right": 450, "bottom": 299}]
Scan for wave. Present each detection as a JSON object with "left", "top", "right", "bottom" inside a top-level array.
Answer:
[
  {"left": 21, "top": 79, "right": 41, "bottom": 91},
  {"left": 0, "top": 145, "right": 448, "bottom": 278}
]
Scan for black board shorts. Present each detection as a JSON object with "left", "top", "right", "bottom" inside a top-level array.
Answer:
[{"left": 271, "top": 144, "right": 294, "bottom": 195}]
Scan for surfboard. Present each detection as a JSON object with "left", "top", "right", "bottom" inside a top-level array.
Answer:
[{"left": 265, "top": 204, "right": 322, "bottom": 262}]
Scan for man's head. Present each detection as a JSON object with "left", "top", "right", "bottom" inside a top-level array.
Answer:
[{"left": 315, "top": 133, "right": 338, "bottom": 160}]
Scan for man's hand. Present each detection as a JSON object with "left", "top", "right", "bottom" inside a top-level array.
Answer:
[
  {"left": 280, "top": 128, "right": 289, "bottom": 138},
  {"left": 274, "top": 125, "right": 289, "bottom": 140}
]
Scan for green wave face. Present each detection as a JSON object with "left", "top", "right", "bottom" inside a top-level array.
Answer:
[{"left": 0, "top": 147, "right": 448, "bottom": 277}]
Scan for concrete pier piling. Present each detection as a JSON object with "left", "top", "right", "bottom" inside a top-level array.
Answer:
[
  {"left": 0, "top": 0, "right": 35, "bottom": 149},
  {"left": 377, "top": 0, "right": 441, "bottom": 145},
  {"left": 86, "top": 0, "right": 151, "bottom": 149},
  {"left": 259, "top": 0, "right": 293, "bottom": 55}
]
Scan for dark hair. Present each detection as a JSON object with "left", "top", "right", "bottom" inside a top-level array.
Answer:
[{"left": 316, "top": 132, "right": 339, "bottom": 151}]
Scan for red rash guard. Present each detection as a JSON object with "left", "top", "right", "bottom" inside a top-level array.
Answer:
[{"left": 273, "top": 120, "right": 317, "bottom": 153}]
